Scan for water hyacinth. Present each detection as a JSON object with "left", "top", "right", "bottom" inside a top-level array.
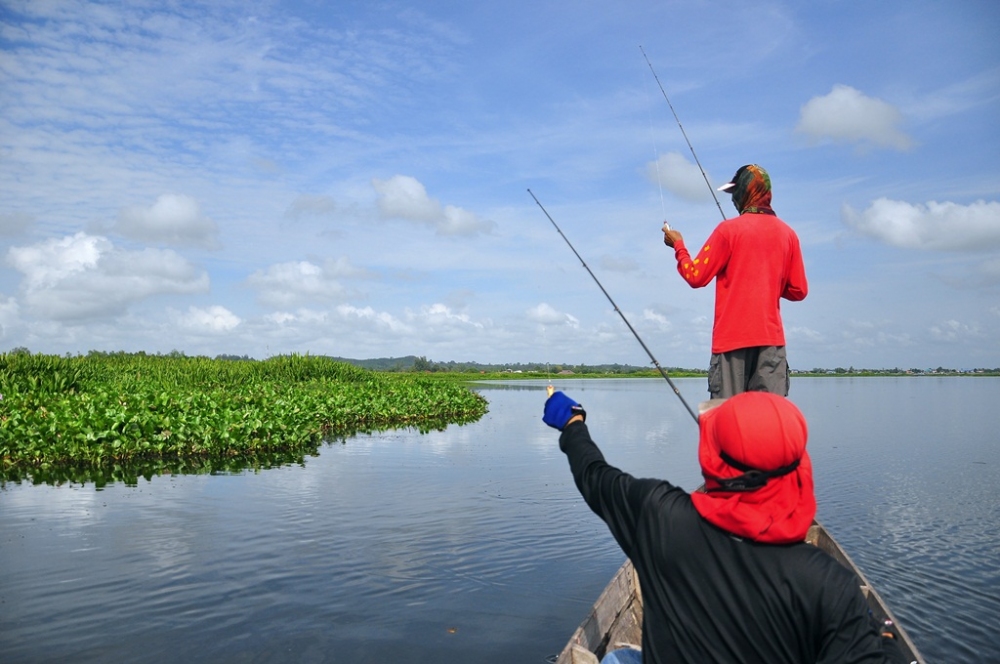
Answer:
[{"left": 0, "top": 352, "right": 488, "bottom": 485}]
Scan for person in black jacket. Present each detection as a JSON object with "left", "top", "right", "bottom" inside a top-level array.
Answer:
[{"left": 543, "top": 389, "right": 907, "bottom": 664}]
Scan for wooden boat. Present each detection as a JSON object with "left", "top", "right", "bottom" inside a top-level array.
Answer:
[{"left": 555, "top": 520, "right": 924, "bottom": 664}]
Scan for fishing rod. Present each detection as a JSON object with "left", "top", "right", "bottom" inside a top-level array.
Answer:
[
  {"left": 640, "top": 45, "right": 727, "bottom": 222},
  {"left": 527, "top": 188, "right": 700, "bottom": 424}
]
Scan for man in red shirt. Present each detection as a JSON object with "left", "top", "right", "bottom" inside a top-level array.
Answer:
[{"left": 663, "top": 164, "right": 807, "bottom": 398}]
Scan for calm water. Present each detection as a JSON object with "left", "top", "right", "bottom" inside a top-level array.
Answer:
[{"left": 1, "top": 377, "right": 998, "bottom": 663}]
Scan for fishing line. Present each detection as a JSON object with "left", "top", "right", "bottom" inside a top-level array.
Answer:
[
  {"left": 640, "top": 45, "right": 727, "bottom": 222},
  {"left": 528, "top": 188, "right": 699, "bottom": 424},
  {"left": 642, "top": 61, "right": 668, "bottom": 222},
  {"left": 544, "top": 327, "right": 553, "bottom": 395}
]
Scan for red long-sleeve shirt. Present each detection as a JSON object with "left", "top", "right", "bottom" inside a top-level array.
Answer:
[{"left": 673, "top": 213, "right": 807, "bottom": 354}]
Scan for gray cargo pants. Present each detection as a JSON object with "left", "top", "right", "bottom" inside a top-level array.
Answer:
[{"left": 708, "top": 346, "right": 789, "bottom": 399}]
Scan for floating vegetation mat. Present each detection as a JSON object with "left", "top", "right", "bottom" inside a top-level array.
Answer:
[{"left": 0, "top": 352, "right": 488, "bottom": 486}]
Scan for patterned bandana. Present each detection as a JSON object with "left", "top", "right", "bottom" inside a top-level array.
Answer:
[{"left": 729, "top": 164, "right": 775, "bottom": 216}]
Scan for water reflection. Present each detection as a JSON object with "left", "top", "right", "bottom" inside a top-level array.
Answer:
[
  {"left": 1, "top": 413, "right": 481, "bottom": 487},
  {"left": 471, "top": 379, "right": 553, "bottom": 391},
  {"left": 1, "top": 449, "right": 317, "bottom": 487}
]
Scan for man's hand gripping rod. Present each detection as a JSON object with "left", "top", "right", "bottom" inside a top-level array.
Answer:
[{"left": 528, "top": 189, "right": 699, "bottom": 424}]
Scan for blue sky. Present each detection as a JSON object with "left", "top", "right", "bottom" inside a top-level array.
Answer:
[{"left": 1, "top": 0, "right": 998, "bottom": 370}]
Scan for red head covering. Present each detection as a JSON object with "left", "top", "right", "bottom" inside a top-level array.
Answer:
[{"left": 690, "top": 392, "right": 815, "bottom": 543}]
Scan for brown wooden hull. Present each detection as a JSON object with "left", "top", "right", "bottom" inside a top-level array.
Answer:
[{"left": 555, "top": 520, "right": 924, "bottom": 664}]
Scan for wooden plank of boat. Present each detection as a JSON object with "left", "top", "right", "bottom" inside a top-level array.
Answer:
[{"left": 554, "top": 520, "right": 924, "bottom": 664}]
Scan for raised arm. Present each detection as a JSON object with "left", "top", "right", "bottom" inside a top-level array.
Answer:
[{"left": 671, "top": 228, "right": 729, "bottom": 289}]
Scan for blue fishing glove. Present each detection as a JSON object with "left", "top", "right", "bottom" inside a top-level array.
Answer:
[{"left": 543, "top": 391, "right": 586, "bottom": 430}]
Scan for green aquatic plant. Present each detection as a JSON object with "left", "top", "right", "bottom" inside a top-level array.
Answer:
[{"left": 0, "top": 352, "right": 488, "bottom": 485}]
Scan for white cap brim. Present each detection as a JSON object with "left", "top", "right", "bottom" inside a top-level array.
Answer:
[{"left": 717, "top": 182, "right": 736, "bottom": 192}]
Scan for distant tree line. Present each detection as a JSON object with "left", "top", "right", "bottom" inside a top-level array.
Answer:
[
  {"left": 800, "top": 366, "right": 998, "bottom": 376},
  {"left": 329, "top": 356, "right": 1000, "bottom": 376},
  {"left": 331, "top": 355, "right": 702, "bottom": 375},
  {"left": 4, "top": 348, "right": 998, "bottom": 376}
]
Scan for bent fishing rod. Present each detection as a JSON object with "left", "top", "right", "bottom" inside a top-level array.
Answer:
[
  {"left": 640, "top": 45, "right": 727, "bottom": 222},
  {"left": 527, "top": 188, "right": 700, "bottom": 424}
]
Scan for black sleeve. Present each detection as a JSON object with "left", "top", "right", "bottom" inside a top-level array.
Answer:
[
  {"left": 815, "top": 563, "right": 911, "bottom": 664},
  {"left": 558, "top": 421, "right": 667, "bottom": 558}
]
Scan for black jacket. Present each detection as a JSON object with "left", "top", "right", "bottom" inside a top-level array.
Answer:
[{"left": 559, "top": 421, "right": 906, "bottom": 664}]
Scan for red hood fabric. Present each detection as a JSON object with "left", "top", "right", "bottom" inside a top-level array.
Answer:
[{"left": 690, "top": 392, "right": 816, "bottom": 543}]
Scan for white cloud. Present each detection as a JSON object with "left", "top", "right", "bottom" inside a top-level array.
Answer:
[
  {"left": 263, "top": 311, "right": 301, "bottom": 325},
  {"left": 372, "top": 175, "right": 494, "bottom": 236},
  {"left": 526, "top": 303, "right": 580, "bottom": 327},
  {"left": 787, "top": 325, "right": 824, "bottom": 342},
  {"left": 0, "top": 295, "right": 20, "bottom": 341},
  {"left": 796, "top": 85, "right": 913, "bottom": 151},
  {"left": 414, "top": 303, "right": 484, "bottom": 330},
  {"left": 6, "top": 233, "right": 209, "bottom": 320},
  {"left": 375, "top": 175, "right": 441, "bottom": 221},
  {"left": 8, "top": 233, "right": 103, "bottom": 289},
  {"left": 335, "top": 304, "right": 411, "bottom": 333},
  {"left": 261, "top": 308, "right": 330, "bottom": 331},
  {"left": 834, "top": 319, "right": 915, "bottom": 349},
  {"left": 838, "top": 327, "right": 915, "bottom": 349},
  {"left": 842, "top": 198, "right": 1000, "bottom": 251},
  {"left": 254, "top": 304, "right": 442, "bottom": 356},
  {"left": 177, "top": 305, "right": 241, "bottom": 333},
  {"left": 250, "top": 302, "right": 498, "bottom": 360},
  {"left": 642, "top": 308, "right": 673, "bottom": 331},
  {"left": 114, "top": 194, "right": 219, "bottom": 248},
  {"left": 439, "top": 205, "right": 488, "bottom": 236},
  {"left": 646, "top": 152, "right": 715, "bottom": 202},
  {"left": 929, "top": 319, "right": 982, "bottom": 342},
  {"left": 247, "top": 258, "right": 367, "bottom": 307}
]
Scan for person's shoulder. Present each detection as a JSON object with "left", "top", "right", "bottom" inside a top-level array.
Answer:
[
  {"left": 722, "top": 213, "right": 768, "bottom": 231},
  {"left": 769, "top": 214, "right": 800, "bottom": 234},
  {"left": 637, "top": 479, "right": 690, "bottom": 509},
  {"left": 710, "top": 217, "right": 743, "bottom": 241}
]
